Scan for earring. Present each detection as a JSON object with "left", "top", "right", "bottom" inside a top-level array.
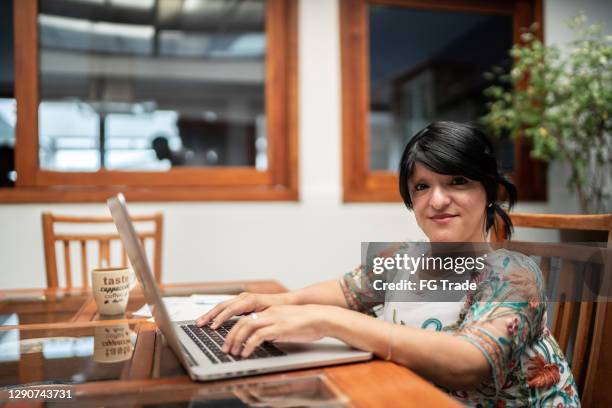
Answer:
[{"left": 488, "top": 202, "right": 494, "bottom": 208}]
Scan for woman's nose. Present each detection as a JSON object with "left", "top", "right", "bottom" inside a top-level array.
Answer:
[{"left": 429, "top": 187, "right": 451, "bottom": 209}]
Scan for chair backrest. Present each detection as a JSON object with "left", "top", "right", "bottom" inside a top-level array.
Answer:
[
  {"left": 492, "top": 212, "right": 612, "bottom": 407},
  {"left": 42, "top": 212, "right": 163, "bottom": 289}
]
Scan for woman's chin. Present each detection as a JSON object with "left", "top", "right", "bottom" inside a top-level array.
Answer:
[
  {"left": 430, "top": 235, "right": 459, "bottom": 242},
  {"left": 426, "top": 229, "right": 465, "bottom": 242}
]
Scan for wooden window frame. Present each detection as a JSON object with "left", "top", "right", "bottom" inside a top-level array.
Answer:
[
  {"left": 2, "top": 0, "right": 298, "bottom": 203},
  {"left": 340, "top": 0, "right": 546, "bottom": 203}
]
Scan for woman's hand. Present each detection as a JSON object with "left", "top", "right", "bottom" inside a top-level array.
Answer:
[
  {"left": 222, "top": 304, "right": 333, "bottom": 357},
  {"left": 196, "top": 292, "right": 294, "bottom": 329}
]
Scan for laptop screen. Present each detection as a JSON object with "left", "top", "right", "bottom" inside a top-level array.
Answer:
[{"left": 108, "top": 193, "right": 191, "bottom": 370}]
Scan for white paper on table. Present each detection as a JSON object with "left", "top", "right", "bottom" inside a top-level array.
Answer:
[
  {"left": 132, "top": 295, "right": 234, "bottom": 322},
  {"left": 189, "top": 294, "right": 233, "bottom": 305}
]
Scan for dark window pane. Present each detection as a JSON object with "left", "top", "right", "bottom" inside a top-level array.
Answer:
[
  {"left": 368, "top": 5, "right": 513, "bottom": 171},
  {"left": 0, "top": 99, "right": 15, "bottom": 187},
  {"left": 0, "top": 0, "right": 14, "bottom": 98},
  {"left": 0, "top": 1, "right": 15, "bottom": 187},
  {"left": 38, "top": 0, "right": 267, "bottom": 171}
]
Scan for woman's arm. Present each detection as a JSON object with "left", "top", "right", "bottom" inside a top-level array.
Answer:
[
  {"left": 322, "top": 306, "right": 492, "bottom": 390},
  {"left": 287, "top": 280, "right": 349, "bottom": 307},
  {"left": 224, "top": 304, "right": 492, "bottom": 390},
  {"left": 198, "top": 260, "right": 384, "bottom": 328},
  {"left": 197, "top": 279, "right": 349, "bottom": 328}
]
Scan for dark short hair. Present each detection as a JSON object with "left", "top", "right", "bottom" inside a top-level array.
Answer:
[{"left": 398, "top": 121, "right": 517, "bottom": 238}]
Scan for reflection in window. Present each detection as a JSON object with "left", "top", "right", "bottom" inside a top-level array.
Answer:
[
  {"left": 0, "top": 333, "right": 94, "bottom": 363},
  {"left": 368, "top": 6, "right": 513, "bottom": 171},
  {"left": 0, "top": 98, "right": 15, "bottom": 186},
  {"left": 38, "top": 0, "right": 267, "bottom": 171},
  {"left": 0, "top": 323, "right": 19, "bottom": 362},
  {"left": 41, "top": 337, "right": 94, "bottom": 359}
]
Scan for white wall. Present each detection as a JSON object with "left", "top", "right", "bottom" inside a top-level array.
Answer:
[
  {"left": 0, "top": 0, "right": 606, "bottom": 290},
  {"left": 544, "top": 0, "right": 612, "bottom": 46}
]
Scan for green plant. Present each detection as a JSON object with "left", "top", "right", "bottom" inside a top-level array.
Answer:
[{"left": 482, "top": 14, "right": 611, "bottom": 213}]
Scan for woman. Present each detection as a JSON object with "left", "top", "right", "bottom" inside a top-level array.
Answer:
[{"left": 197, "top": 122, "right": 579, "bottom": 407}]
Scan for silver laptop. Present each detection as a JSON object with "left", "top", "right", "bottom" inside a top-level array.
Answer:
[{"left": 108, "top": 194, "right": 372, "bottom": 381}]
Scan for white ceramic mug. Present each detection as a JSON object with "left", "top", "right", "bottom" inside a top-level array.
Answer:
[{"left": 92, "top": 267, "right": 131, "bottom": 315}]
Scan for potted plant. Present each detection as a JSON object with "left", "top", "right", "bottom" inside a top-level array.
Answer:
[{"left": 481, "top": 14, "right": 611, "bottom": 214}]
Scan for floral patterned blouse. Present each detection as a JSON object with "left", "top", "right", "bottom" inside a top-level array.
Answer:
[{"left": 339, "top": 247, "right": 580, "bottom": 407}]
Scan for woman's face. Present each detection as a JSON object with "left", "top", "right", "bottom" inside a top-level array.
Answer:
[{"left": 408, "top": 163, "right": 487, "bottom": 242}]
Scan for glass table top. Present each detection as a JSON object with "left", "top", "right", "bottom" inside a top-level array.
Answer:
[{"left": 0, "top": 322, "right": 139, "bottom": 388}]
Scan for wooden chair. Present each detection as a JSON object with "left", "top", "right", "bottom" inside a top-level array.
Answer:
[
  {"left": 42, "top": 212, "right": 163, "bottom": 289},
  {"left": 492, "top": 212, "right": 612, "bottom": 407}
]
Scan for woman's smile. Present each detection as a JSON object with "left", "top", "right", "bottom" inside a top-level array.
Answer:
[{"left": 429, "top": 213, "right": 459, "bottom": 224}]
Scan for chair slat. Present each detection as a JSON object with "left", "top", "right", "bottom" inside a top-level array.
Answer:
[
  {"left": 540, "top": 257, "right": 551, "bottom": 287},
  {"left": 80, "top": 241, "right": 88, "bottom": 289},
  {"left": 556, "top": 261, "right": 578, "bottom": 351},
  {"left": 153, "top": 213, "right": 163, "bottom": 283},
  {"left": 99, "top": 240, "right": 110, "bottom": 268},
  {"left": 558, "top": 301, "right": 578, "bottom": 355},
  {"left": 42, "top": 213, "right": 59, "bottom": 288},
  {"left": 63, "top": 240, "right": 72, "bottom": 289},
  {"left": 55, "top": 232, "right": 155, "bottom": 242},
  {"left": 572, "top": 300, "right": 594, "bottom": 389},
  {"left": 50, "top": 214, "right": 159, "bottom": 223},
  {"left": 122, "top": 246, "right": 128, "bottom": 268},
  {"left": 550, "top": 301, "right": 563, "bottom": 339},
  {"left": 509, "top": 213, "right": 610, "bottom": 231}
]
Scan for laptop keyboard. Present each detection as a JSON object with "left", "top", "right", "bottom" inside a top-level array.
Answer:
[{"left": 180, "top": 321, "right": 286, "bottom": 364}]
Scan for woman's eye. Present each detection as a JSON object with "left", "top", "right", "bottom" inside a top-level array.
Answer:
[
  {"left": 414, "top": 183, "right": 428, "bottom": 191},
  {"left": 450, "top": 177, "right": 468, "bottom": 186}
]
